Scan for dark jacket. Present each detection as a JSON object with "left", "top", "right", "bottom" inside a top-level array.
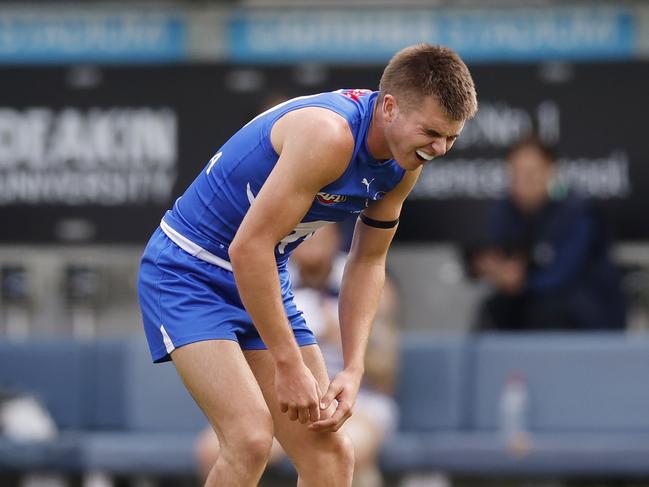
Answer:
[{"left": 485, "top": 193, "right": 626, "bottom": 330}]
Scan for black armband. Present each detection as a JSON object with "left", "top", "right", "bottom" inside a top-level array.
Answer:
[{"left": 359, "top": 213, "right": 399, "bottom": 229}]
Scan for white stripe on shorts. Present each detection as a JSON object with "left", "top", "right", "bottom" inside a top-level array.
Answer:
[
  {"left": 160, "top": 324, "right": 175, "bottom": 355},
  {"left": 160, "top": 219, "right": 233, "bottom": 272}
]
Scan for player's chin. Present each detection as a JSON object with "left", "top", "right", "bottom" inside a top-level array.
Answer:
[{"left": 394, "top": 155, "right": 423, "bottom": 171}]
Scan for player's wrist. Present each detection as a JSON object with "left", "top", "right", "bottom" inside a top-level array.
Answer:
[
  {"left": 272, "top": 346, "right": 303, "bottom": 369},
  {"left": 343, "top": 362, "right": 365, "bottom": 378}
]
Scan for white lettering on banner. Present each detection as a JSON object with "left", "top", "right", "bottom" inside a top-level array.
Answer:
[
  {"left": 0, "top": 107, "right": 177, "bottom": 205},
  {"left": 239, "top": 8, "right": 628, "bottom": 59},
  {"left": 410, "top": 152, "right": 631, "bottom": 200},
  {"left": 414, "top": 98, "right": 631, "bottom": 200},
  {"left": 247, "top": 11, "right": 437, "bottom": 53},
  {"left": 452, "top": 10, "right": 619, "bottom": 51},
  {"left": 0, "top": 12, "right": 176, "bottom": 55},
  {"left": 0, "top": 171, "right": 175, "bottom": 205},
  {"left": 454, "top": 100, "right": 560, "bottom": 150},
  {"left": 536, "top": 101, "right": 560, "bottom": 144},
  {"left": 0, "top": 107, "right": 176, "bottom": 169},
  {"left": 556, "top": 152, "right": 631, "bottom": 198}
]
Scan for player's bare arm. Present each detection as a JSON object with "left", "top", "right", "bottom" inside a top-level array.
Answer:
[
  {"left": 310, "top": 168, "right": 421, "bottom": 433},
  {"left": 229, "top": 107, "right": 354, "bottom": 425}
]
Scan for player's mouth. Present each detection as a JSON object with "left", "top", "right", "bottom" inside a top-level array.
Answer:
[{"left": 415, "top": 149, "right": 435, "bottom": 162}]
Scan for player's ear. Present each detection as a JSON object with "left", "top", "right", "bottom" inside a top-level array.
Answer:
[{"left": 382, "top": 94, "right": 397, "bottom": 124}]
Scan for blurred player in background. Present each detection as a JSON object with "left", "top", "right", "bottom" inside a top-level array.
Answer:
[
  {"left": 138, "top": 44, "right": 477, "bottom": 486},
  {"left": 469, "top": 135, "right": 626, "bottom": 331},
  {"left": 196, "top": 223, "right": 401, "bottom": 487}
]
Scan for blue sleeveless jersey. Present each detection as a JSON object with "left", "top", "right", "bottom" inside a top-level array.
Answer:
[{"left": 162, "top": 89, "right": 406, "bottom": 266}]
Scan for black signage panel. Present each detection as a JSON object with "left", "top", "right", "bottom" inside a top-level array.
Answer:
[
  {"left": 0, "top": 66, "right": 258, "bottom": 243},
  {"left": 0, "top": 62, "right": 647, "bottom": 243}
]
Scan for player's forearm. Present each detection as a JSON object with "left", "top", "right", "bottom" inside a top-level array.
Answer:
[
  {"left": 230, "top": 244, "right": 302, "bottom": 366},
  {"left": 338, "top": 258, "right": 386, "bottom": 373}
]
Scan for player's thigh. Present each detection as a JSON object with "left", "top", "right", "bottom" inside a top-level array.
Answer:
[
  {"left": 243, "top": 345, "right": 349, "bottom": 461},
  {"left": 172, "top": 339, "right": 273, "bottom": 443}
]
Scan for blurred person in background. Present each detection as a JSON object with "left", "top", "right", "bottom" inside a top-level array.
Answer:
[
  {"left": 138, "top": 44, "right": 477, "bottom": 486},
  {"left": 468, "top": 135, "right": 626, "bottom": 331},
  {"left": 196, "top": 223, "right": 401, "bottom": 487}
]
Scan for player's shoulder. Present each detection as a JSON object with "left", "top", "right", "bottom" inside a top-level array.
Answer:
[
  {"left": 277, "top": 106, "right": 355, "bottom": 153},
  {"left": 285, "top": 104, "right": 350, "bottom": 131}
]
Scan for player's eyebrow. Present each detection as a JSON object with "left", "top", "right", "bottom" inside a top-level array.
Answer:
[{"left": 423, "top": 127, "right": 459, "bottom": 139}]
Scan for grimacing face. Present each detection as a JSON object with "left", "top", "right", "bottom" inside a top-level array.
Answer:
[
  {"left": 509, "top": 146, "right": 554, "bottom": 213},
  {"left": 382, "top": 93, "right": 465, "bottom": 171}
]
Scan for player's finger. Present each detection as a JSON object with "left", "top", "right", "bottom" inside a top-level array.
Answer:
[
  {"left": 308, "top": 416, "right": 335, "bottom": 431},
  {"left": 309, "top": 400, "right": 320, "bottom": 423},
  {"left": 287, "top": 406, "right": 299, "bottom": 421},
  {"left": 332, "top": 407, "right": 352, "bottom": 431},
  {"left": 320, "top": 381, "right": 342, "bottom": 410},
  {"left": 310, "top": 401, "right": 351, "bottom": 432},
  {"left": 298, "top": 405, "right": 309, "bottom": 424}
]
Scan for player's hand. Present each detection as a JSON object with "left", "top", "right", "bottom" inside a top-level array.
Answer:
[
  {"left": 308, "top": 368, "right": 362, "bottom": 433},
  {"left": 275, "top": 360, "right": 323, "bottom": 425}
]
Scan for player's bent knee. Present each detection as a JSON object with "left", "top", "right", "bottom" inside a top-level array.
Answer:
[
  {"left": 241, "top": 431, "right": 274, "bottom": 465},
  {"left": 222, "top": 429, "right": 274, "bottom": 471},
  {"left": 335, "top": 432, "right": 355, "bottom": 472},
  {"left": 294, "top": 432, "right": 354, "bottom": 476},
  {"left": 219, "top": 412, "right": 274, "bottom": 470},
  {"left": 319, "top": 433, "right": 355, "bottom": 476}
]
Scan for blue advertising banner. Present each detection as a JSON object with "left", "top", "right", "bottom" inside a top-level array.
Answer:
[
  {"left": 228, "top": 6, "right": 636, "bottom": 63},
  {"left": 0, "top": 10, "right": 187, "bottom": 63}
]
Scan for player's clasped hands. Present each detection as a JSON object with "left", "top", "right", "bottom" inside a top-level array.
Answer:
[
  {"left": 275, "top": 362, "right": 361, "bottom": 432},
  {"left": 309, "top": 369, "right": 361, "bottom": 433}
]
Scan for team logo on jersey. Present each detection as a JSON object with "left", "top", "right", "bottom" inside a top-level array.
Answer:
[
  {"left": 316, "top": 192, "right": 347, "bottom": 205},
  {"left": 340, "top": 89, "right": 372, "bottom": 101},
  {"left": 361, "top": 177, "right": 375, "bottom": 193}
]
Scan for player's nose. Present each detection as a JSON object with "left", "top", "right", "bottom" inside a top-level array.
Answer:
[{"left": 431, "top": 138, "right": 447, "bottom": 157}]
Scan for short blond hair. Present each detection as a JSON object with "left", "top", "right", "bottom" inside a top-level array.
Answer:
[{"left": 379, "top": 44, "right": 478, "bottom": 121}]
